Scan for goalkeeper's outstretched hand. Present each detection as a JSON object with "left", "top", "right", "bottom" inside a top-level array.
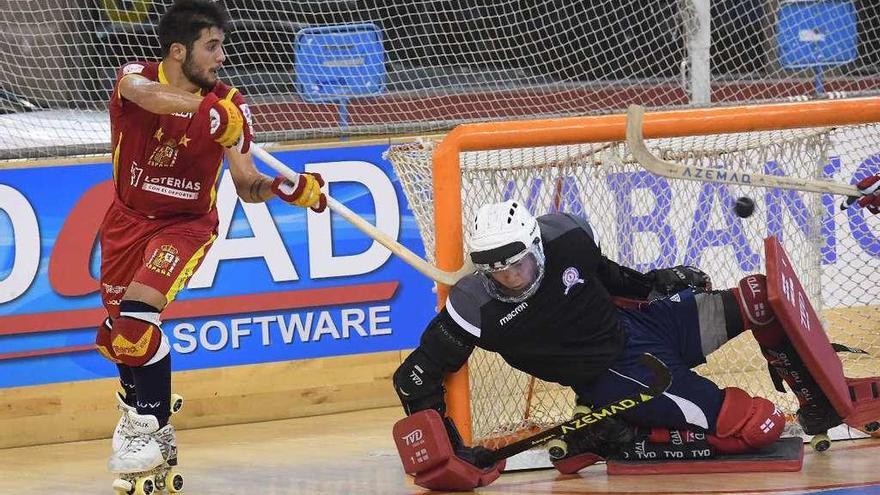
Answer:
[{"left": 646, "top": 265, "right": 712, "bottom": 300}]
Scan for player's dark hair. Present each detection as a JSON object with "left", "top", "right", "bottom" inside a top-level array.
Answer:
[{"left": 158, "top": 0, "right": 230, "bottom": 57}]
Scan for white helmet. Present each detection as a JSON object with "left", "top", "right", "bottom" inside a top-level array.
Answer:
[{"left": 467, "top": 200, "right": 545, "bottom": 302}]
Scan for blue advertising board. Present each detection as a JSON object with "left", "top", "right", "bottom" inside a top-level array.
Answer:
[{"left": 0, "top": 144, "right": 435, "bottom": 387}]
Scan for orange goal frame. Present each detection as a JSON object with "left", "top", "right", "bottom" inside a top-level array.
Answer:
[{"left": 431, "top": 97, "right": 880, "bottom": 444}]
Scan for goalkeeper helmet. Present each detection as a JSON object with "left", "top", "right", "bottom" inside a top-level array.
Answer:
[{"left": 468, "top": 200, "right": 545, "bottom": 303}]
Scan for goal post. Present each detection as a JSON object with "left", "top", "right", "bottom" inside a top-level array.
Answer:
[{"left": 392, "top": 97, "right": 880, "bottom": 448}]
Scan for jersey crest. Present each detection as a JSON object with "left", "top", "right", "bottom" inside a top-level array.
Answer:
[
  {"left": 147, "top": 244, "right": 181, "bottom": 276},
  {"left": 148, "top": 135, "right": 181, "bottom": 168},
  {"left": 562, "top": 266, "right": 585, "bottom": 295}
]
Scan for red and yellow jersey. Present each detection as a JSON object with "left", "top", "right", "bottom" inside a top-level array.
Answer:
[{"left": 108, "top": 60, "right": 253, "bottom": 219}]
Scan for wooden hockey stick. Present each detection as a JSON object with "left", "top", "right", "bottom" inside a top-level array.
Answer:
[
  {"left": 483, "top": 353, "right": 671, "bottom": 463},
  {"left": 625, "top": 104, "right": 860, "bottom": 197},
  {"left": 251, "top": 146, "right": 474, "bottom": 286}
]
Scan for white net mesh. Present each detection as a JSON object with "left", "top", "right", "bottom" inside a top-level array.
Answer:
[
  {"left": 386, "top": 121, "right": 880, "bottom": 447},
  {"left": 3, "top": 1, "right": 880, "bottom": 159}
]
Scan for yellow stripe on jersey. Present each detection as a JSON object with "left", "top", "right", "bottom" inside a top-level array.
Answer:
[
  {"left": 158, "top": 61, "right": 168, "bottom": 84},
  {"left": 165, "top": 233, "right": 218, "bottom": 304},
  {"left": 208, "top": 159, "right": 223, "bottom": 211},
  {"left": 112, "top": 133, "right": 123, "bottom": 183}
]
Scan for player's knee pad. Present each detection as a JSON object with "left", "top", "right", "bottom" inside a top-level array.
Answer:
[
  {"left": 708, "top": 387, "right": 784, "bottom": 454},
  {"left": 95, "top": 317, "right": 122, "bottom": 364},
  {"left": 110, "top": 314, "right": 169, "bottom": 367},
  {"left": 736, "top": 274, "right": 774, "bottom": 326},
  {"left": 393, "top": 410, "right": 502, "bottom": 491},
  {"left": 736, "top": 274, "right": 788, "bottom": 348}
]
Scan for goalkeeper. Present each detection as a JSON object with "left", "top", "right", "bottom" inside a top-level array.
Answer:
[{"left": 390, "top": 199, "right": 832, "bottom": 491}]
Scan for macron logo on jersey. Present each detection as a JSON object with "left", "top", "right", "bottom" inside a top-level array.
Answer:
[{"left": 499, "top": 302, "right": 528, "bottom": 326}]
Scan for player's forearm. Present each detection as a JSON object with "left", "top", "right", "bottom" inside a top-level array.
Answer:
[
  {"left": 238, "top": 174, "right": 275, "bottom": 203},
  {"left": 120, "top": 76, "right": 203, "bottom": 115},
  {"left": 596, "top": 257, "right": 653, "bottom": 299}
]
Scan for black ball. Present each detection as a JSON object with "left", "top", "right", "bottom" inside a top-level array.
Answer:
[{"left": 734, "top": 196, "right": 755, "bottom": 218}]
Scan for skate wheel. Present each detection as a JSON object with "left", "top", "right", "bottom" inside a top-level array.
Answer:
[
  {"left": 112, "top": 478, "right": 133, "bottom": 494},
  {"left": 165, "top": 470, "right": 184, "bottom": 493},
  {"left": 170, "top": 394, "right": 184, "bottom": 415},
  {"left": 810, "top": 434, "right": 831, "bottom": 452},
  {"left": 134, "top": 477, "right": 155, "bottom": 495},
  {"left": 863, "top": 421, "right": 880, "bottom": 433},
  {"left": 572, "top": 405, "right": 592, "bottom": 418},
  {"left": 547, "top": 438, "right": 569, "bottom": 461}
]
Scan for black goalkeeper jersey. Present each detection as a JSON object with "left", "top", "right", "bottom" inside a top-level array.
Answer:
[{"left": 444, "top": 212, "right": 653, "bottom": 386}]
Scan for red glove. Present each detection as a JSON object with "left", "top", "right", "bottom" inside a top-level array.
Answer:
[
  {"left": 393, "top": 410, "right": 504, "bottom": 492},
  {"left": 271, "top": 172, "right": 327, "bottom": 213},
  {"left": 856, "top": 175, "right": 880, "bottom": 214},
  {"left": 198, "top": 93, "right": 243, "bottom": 148}
]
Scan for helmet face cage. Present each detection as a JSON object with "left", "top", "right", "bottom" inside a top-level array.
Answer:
[
  {"left": 476, "top": 240, "right": 545, "bottom": 303},
  {"left": 467, "top": 200, "right": 546, "bottom": 303},
  {"left": 472, "top": 246, "right": 532, "bottom": 273}
]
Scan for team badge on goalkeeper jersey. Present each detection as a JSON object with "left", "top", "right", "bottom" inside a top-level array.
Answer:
[{"left": 562, "top": 267, "right": 584, "bottom": 295}]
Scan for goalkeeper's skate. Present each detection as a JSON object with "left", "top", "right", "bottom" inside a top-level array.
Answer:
[{"left": 110, "top": 395, "right": 184, "bottom": 495}]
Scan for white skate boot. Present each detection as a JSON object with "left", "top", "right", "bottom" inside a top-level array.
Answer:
[
  {"left": 112, "top": 391, "right": 137, "bottom": 453},
  {"left": 112, "top": 392, "right": 183, "bottom": 453},
  {"left": 109, "top": 396, "right": 184, "bottom": 495}
]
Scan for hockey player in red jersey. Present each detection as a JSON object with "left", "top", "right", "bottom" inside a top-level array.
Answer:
[{"left": 95, "top": 1, "right": 326, "bottom": 490}]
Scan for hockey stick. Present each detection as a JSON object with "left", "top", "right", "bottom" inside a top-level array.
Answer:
[
  {"left": 251, "top": 146, "right": 474, "bottom": 286},
  {"left": 625, "top": 104, "right": 860, "bottom": 197},
  {"left": 483, "top": 353, "right": 671, "bottom": 463}
]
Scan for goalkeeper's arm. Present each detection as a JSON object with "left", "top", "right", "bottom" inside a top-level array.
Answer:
[
  {"left": 597, "top": 257, "right": 712, "bottom": 300},
  {"left": 393, "top": 309, "right": 474, "bottom": 415},
  {"left": 393, "top": 310, "right": 502, "bottom": 489}
]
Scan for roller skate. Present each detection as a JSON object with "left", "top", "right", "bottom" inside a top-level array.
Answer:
[
  {"left": 110, "top": 394, "right": 184, "bottom": 495},
  {"left": 547, "top": 405, "right": 593, "bottom": 462},
  {"left": 114, "top": 392, "right": 184, "bottom": 452},
  {"left": 548, "top": 404, "right": 637, "bottom": 474}
]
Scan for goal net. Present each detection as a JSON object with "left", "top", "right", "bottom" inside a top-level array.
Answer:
[
  {"left": 3, "top": 1, "right": 880, "bottom": 160},
  {"left": 386, "top": 99, "right": 880, "bottom": 453}
]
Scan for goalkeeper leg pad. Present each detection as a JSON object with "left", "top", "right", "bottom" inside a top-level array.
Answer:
[
  {"left": 614, "top": 427, "right": 715, "bottom": 462},
  {"left": 737, "top": 274, "right": 842, "bottom": 434},
  {"left": 552, "top": 452, "right": 603, "bottom": 474},
  {"left": 707, "top": 387, "right": 784, "bottom": 454},
  {"left": 392, "top": 410, "right": 502, "bottom": 491}
]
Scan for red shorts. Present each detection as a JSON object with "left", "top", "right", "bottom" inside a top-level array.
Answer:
[{"left": 99, "top": 200, "right": 218, "bottom": 318}]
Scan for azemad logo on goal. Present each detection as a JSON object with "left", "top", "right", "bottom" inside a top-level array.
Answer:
[{"left": 0, "top": 144, "right": 436, "bottom": 388}]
